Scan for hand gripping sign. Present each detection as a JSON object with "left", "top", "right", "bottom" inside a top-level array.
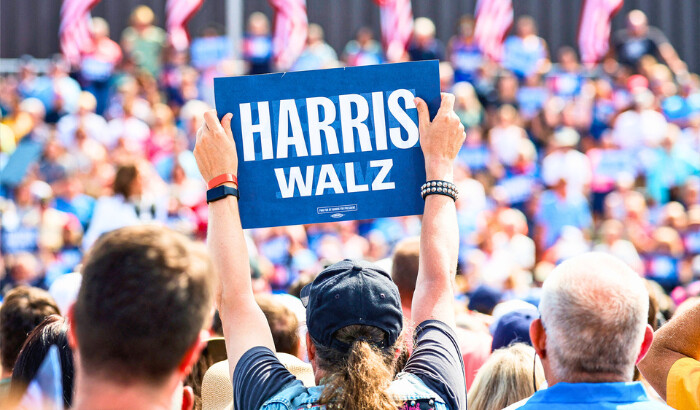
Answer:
[{"left": 214, "top": 60, "right": 440, "bottom": 229}]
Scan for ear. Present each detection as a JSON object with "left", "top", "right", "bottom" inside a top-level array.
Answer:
[
  {"left": 530, "top": 318, "right": 547, "bottom": 359},
  {"left": 181, "top": 385, "right": 195, "bottom": 410},
  {"left": 635, "top": 324, "right": 654, "bottom": 364},
  {"left": 295, "top": 336, "right": 302, "bottom": 360},
  {"left": 177, "top": 329, "right": 211, "bottom": 377},
  {"left": 66, "top": 304, "right": 78, "bottom": 350},
  {"left": 306, "top": 332, "right": 315, "bottom": 362}
]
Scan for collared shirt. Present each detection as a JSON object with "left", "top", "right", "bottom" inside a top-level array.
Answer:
[{"left": 511, "top": 382, "right": 673, "bottom": 409}]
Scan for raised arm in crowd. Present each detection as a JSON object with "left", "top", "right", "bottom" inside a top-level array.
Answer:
[{"left": 193, "top": 92, "right": 467, "bottom": 409}]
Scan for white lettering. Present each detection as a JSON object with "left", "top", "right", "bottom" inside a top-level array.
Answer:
[
  {"left": 306, "top": 97, "right": 339, "bottom": 156},
  {"left": 339, "top": 94, "right": 372, "bottom": 153},
  {"left": 345, "top": 162, "right": 369, "bottom": 193},
  {"left": 275, "top": 166, "right": 314, "bottom": 198},
  {"left": 316, "top": 164, "right": 344, "bottom": 195},
  {"left": 370, "top": 159, "right": 395, "bottom": 191},
  {"left": 277, "top": 99, "right": 308, "bottom": 159},
  {"left": 371, "top": 91, "right": 388, "bottom": 150},
  {"left": 240, "top": 102, "right": 273, "bottom": 161},
  {"left": 387, "top": 89, "right": 419, "bottom": 149}
]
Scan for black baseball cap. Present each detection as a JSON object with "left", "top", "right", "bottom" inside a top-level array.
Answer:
[{"left": 300, "top": 259, "right": 403, "bottom": 353}]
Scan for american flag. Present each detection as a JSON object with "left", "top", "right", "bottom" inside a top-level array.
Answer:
[
  {"left": 166, "top": 0, "right": 205, "bottom": 51},
  {"left": 578, "top": 0, "right": 624, "bottom": 66},
  {"left": 473, "top": 0, "right": 513, "bottom": 62},
  {"left": 268, "top": 0, "right": 308, "bottom": 70},
  {"left": 373, "top": 0, "right": 414, "bottom": 63},
  {"left": 59, "top": 0, "right": 101, "bottom": 65}
]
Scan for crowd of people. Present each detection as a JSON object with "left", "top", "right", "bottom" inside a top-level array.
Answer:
[{"left": 0, "top": 4, "right": 699, "bottom": 410}]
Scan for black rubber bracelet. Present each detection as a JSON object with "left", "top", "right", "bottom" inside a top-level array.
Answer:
[{"left": 207, "top": 185, "right": 239, "bottom": 203}]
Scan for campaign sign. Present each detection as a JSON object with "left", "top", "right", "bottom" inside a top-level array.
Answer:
[{"left": 214, "top": 60, "right": 440, "bottom": 229}]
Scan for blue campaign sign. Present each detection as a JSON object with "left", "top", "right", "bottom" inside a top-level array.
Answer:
[{"left": 214, "top": 60, "right": 441, "bottom": 229}]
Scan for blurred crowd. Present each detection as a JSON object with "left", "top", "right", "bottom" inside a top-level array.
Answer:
[{"left": 0, "top": 2, "right": 699, "bottom": 387}]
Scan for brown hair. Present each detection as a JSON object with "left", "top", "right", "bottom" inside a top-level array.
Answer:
[
  {"left": 73, "top": 226, "right": 214, "bottom": 385},
  {"left": 0, "top": 287, "right": 59, "bottom": 370},
  {"left": 255, "top": 295, "right": 299, "bottom": 356},
  {"left": 314, "top": 325, "right": 401, "bottom": 410},
  {"left": 112, "top": 163, "right": 139, "bottom": 198},
  {"left": 391, "top": 236, "right": 420, "bottom": 299}
]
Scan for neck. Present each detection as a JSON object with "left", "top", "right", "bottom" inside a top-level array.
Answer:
[
  {"left": 73, "top": 369, "right": 176, "bottom": 410},
  {"left": 1, "top": 369, "right": 11, "bottom": 380},
  {"left": 546, "top": 371, "right": 629, "bottom": 386}
]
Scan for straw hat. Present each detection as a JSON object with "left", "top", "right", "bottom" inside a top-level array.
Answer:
[{"left": 201, "top": 353, "right": 315, "bottom": 410}]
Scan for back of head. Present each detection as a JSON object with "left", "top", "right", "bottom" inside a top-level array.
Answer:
[
  {"left": 468, "top": 344, "right": 544, "bottom": 410},
  {"left": 315, "top": 325, "right": 400, "bottom": 410},
  {"left": 0, "top": 286, "right": 60, "bottom": 372},
  {"left": 302, "top": 260, "right": 403, "bottom": 410},
  {"left": 539, "top": 252, "right": 649, "bottom": 382},
  {"left": 391, "top": 236, "right": 420, "bottom": 300},
  {"left": 10, "top": 315, "right": 73, "bottom": 408},
  {"left": 73, "top": 225, "right": 214, "bottom": 385},
  {"left": 255, "top": 295, "right": 299, "bottom": 356}
]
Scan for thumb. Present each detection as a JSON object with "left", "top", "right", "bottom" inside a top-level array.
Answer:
[
  {"left": 414, "top": 97, "right": 430, "bottom": 137},
  {"left": 221, "top": 113, "right": 234, "bottom": 140},
  {"left": 438, "top": 92, "right": 455, "bottom": 115}
]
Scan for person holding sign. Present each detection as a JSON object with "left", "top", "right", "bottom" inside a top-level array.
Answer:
[{"left": 194, "top": 93, "right": 466, "bottom": 409}]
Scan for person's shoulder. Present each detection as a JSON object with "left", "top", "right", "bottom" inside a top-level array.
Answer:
[{"left": 503, "top": 396, "right": 529, "bottom": 410}]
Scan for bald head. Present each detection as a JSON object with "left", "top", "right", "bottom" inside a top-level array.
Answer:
[
  {"left": 627, "top": 10, "right": 648, "bottom": 36},
  {"left": 539, "top": 253, "right": 649, "bottom": 382}
]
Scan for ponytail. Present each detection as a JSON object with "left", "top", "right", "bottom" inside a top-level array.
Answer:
[{"left": 315, "top": 325, "right": 401, "bottom": 410}]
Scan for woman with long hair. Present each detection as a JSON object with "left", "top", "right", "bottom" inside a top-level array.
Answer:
[
  {"left": 194, "top": 93, "right": 468, "bottom": 409},
  {"left": 467, "top": 344, "right": 545, "bottom": 410}
]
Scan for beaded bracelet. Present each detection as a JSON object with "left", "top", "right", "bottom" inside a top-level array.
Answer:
[{"left": 421, "top": 180, "right": 458, "bottom": 202}]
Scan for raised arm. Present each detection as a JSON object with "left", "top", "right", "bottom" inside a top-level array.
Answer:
[
  {"left": 411, "top": 94, "right": 465, "bottom": 328},
  {"left": 638, "top": 302, "right": 700, "bottom": 400},
  {"left": 194, "top": 110, "right": 275, "bottom": 378}
]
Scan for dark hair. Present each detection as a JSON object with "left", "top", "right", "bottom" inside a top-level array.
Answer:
[
  {"left": 391, "top": 236, "right": 420, "bottom": 299},
  {"left": 0, "top": 287, "right": 60, "bottom": 370},
  {"left": 73, "top": 226, "right": 215, "bottom": 385},
  {"left": 256, "top": 295, "right": 299, "bottom": 356},
  {"left": 112, "top": 163, "right": 139, "bottom": 198},
  {"left": 10, "top": 315, "right": 73, "bottom": 407},
  {"left": 315, "top": 325, "right": 401, "bottom": 410}
]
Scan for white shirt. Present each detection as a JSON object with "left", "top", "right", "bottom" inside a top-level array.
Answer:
[
  {"left": 612, "top": 109, "right": 668, "bottom": 149},
  {"left": 56, "top": 113, "right": 109, "bottom": 149},
  {"left": 83, "top": 195, "right": 166, "bottom": 250},
  {"left": 541, "top": 149, "right": 592, "bottom": 194},
  {"left": 490, "top": 125, "right": 526, "bottom": 166},
  {"left": 106, "top": 116, "right": 150, "bottom": 150}
]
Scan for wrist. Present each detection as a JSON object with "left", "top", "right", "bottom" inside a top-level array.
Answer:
[
  {"left": 425, "top": 160, "right": 454, "bottom": 182},
  {"left": 207, "top": 173, "right": 238, "bottom": 190}
]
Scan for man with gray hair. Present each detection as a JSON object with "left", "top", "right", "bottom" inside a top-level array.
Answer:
[{"left": 509, "top": 252, "right": 671, "bottom": 409}]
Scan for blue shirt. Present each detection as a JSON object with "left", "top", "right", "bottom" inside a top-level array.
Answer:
[
  {"left": 517, "top": 382, "right": 672, "bottom": 409},
  {"left": 536, "top": 190, "right": 592, "bottom": 248}
]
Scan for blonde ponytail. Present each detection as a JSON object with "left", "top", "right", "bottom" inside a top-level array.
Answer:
[{"left": 316, "top": 325, "right": 401, "bottom": 410}]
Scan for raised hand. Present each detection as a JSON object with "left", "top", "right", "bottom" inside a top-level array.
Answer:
[
  {"left": 194, "top": 110, "right": 239, "bottom": 182},
  {"left": 414, "top": 93, "right": 466, "bottom": 181}
]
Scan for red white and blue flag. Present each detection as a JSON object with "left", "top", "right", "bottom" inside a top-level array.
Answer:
[
  {"left": 59, "top": 0, "right": 101, "bottom": 65},
  {"left": 473, "top": 0, "right": 513, "bottom": 62},
  {"left": 166, "top": 0, "right": 205, "bottom": 51},
  {"left": 268, "top": 0, "right": 309, "bottom": 70},
  {"left": 373, "top": 0, "right": 414, "bottom": 63},
  {"left": 578, "top": 0, "right": 624, "bottom": 65}
]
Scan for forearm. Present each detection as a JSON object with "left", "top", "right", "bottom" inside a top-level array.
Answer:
[
  {"left": 207, "top": 191, "right": 253, "bottom": 308},
  {"left": 639, "top": 302, "right": 700, "bottom": 399},
  {"left": 651, "top": 303, "right": 700, "bottom": 360},
  {"left": 413, "top": 161, "right": 459, "bottom": 328}
]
